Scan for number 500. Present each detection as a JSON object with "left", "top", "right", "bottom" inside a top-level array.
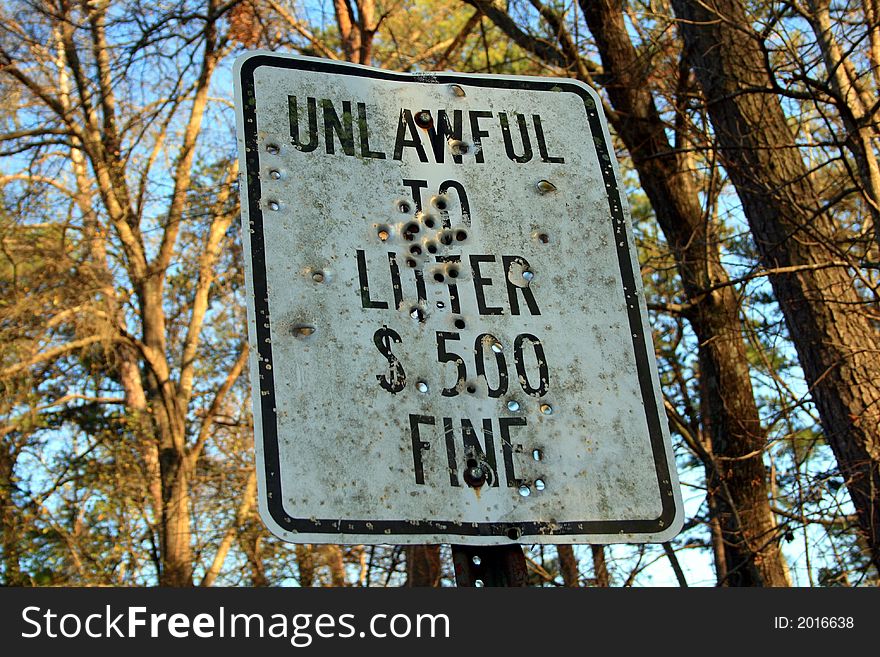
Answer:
[{"left": 436, "top": 331, "right": 549, "bottom": 398}]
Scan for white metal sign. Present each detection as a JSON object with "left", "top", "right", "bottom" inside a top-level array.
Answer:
[{"left": 234, "top": 52, "right": 682, "bottom": 545}]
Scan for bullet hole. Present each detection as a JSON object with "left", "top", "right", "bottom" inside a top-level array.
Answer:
[
  {"left": 266, "top": 143, "right": 280, "bottom": 154},
  {"left": 416, "top": 381, "right": 429, "bottom": 393},
  {"left": 540, "top": 404, "right": 553, "bottom": 415},
  {"left": 426, "top": 242, "right": 438, "bottom": 254},
  {"left": 507, "top": 400, "right": 521, "bottom": 412},
  {"left": 535, "top": 478, "right": 546, "bottom": 491},
  {"left": 536, "top": 179, "right": 557, "bottom": 194},
  {"left": 406, "top": 258, "right": 417, "bottom": 268},
  {"left": 424, "top": 216, "right": 436, "bottom": 229},
  {"left": 311, "top": 271, "right": 325, "bottom": 283},
  {"left": 517, "top": 485, "right": 530, "bottom": 498},
  {"left": 269, "top": 169, "right": 281, "bottom": 179},
  {"left": 532, "top": 449, "right": 543, "bottom": 461},
  {"left": 507, "top": 527, "right": 523, "bottom": 540},
  {"left": 267, "top": 200, "right": 279, "bottom": 211},
  {"left": 436, "top": 301, "right": 445, "bottom": 309},
  {"left": 474, "top": 580, "right": 484, "bottom": 587},
  {"left": 415, "top": 110, "right": 433, "bottom": 128},
  {"left": 410, "top": 245, "right": 423, "bottom": 255},
  {"left": 403, "top": 221, "right": 420, "bottom": 240},
  {"left": 439, "top": 231, "right": 453, "bottom": 246},
  {"left": 410, "top": 306, "right": 425, "bottom": 321},
  {"left": 449, "top": 139, "right": 469, "bottom": 155},
  {"left": 433, "top": 272, "right": 445, "bottom": 283},
  {"left": 433, "top": 196, "right": 448, "bottom": 211},
  {"left": 450, "top": 84, "right": 466, "bottom": 97},
  {"left": 455, "top": 229, "right": 468, "bottom": 242},
  {"left": 292, "top": 324, "right": 316, "bottom": 338},
  {"left": 398, "top": 200, "right": 411, "bottom": 213},
  {"left": 472, "top": 555, "right": 482, "bottom": 565},
  {"left": 454, "top": 318, "right": 466, "bottom": 330},
  {"left": 466, "top": 384, "right": 476, "bottom": 394},
  {"left": 464, "top": 462, "right": 485, "bottom": 487},
  {"left": 537, "top": 232, "right": 550, "bottom": 244},
  {"left": 447, "top": 266, "right": 459, "bottom": 279},
  {"left": 377, "top": 224, "right": 391, "bottom": 241}
]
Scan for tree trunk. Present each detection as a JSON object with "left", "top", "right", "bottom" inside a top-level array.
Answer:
[
  {"left": 672, "top": 0, "right": 880, "bottom": 573},
  {"left": 591, "top": 545, "right": 610, "bottom": 587},
  {"left": 579, "top": 0, "right": 790, "bottom": 585},
  {"left": 158, "top": 446, "right": 192, "bottom": 586},
  {"left": 296, "top": 545, "right": 316, "bottom": 587},
  {"left": 405, "top": 545, "right": 443, "bottom": 586},
  {"left": 322, "top": 545, "right": 347, "bottom": 587},
  {"left": 0, "top": 444, "right": 26, "bottom": 585},
  {"left": 804, "top": 0, "right": 880, "bottom": 237},
  {"left": 251, "top": 541, "right": 270, "bottom": 587},
  {"left": 557, "top": 545, "right": 580, "bottom": 587}
]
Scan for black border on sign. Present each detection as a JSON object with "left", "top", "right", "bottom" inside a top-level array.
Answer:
[{"left": 238, "top": 54, "right": 678, "bottom": 540}]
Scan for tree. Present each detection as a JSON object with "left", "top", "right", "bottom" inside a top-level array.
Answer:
[
  {"left": 0, "top": 0, "right": 250, "bottom": 585},
  {"left": 671, "top": 0, "right": 880, "bottom": 573}
]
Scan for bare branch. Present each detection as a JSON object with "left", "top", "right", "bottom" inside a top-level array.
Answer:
[
  {"left": 199, "top": 468, "right": 257, "bottom": 587},
  {"left": 187, "top": 344, "right": 249, "bottom": 467}
]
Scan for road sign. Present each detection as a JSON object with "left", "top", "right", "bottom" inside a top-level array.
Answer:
[{"left": 234, "top": 52, "right": 683, "bottom": 545}]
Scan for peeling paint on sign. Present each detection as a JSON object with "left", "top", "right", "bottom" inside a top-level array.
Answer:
[{"left": 234, "top": 52, "right": 683, "bottom": 545}]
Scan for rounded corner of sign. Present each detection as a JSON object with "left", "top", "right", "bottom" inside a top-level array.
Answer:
[
  {"left": 556, "top": 78, "right": 601, "bottom": 104},
  {"left": 256, "top": 498, "right": 296, "bottom": 543},
  {"left": 232, "top": 50, "right": 259, "bottom": 74},
  {"left": 258, "top": 490, "right": 293, "bottom": 542},
  {"left": 653, "top": 506, "right": 685, "bottom": 543},
  {"left": 233, "top": 50, "right": 275, "bottom": 78}
]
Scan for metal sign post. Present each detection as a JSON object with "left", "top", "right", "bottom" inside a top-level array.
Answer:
[
  {"left": 233, "top": 53, "right": 683, "bottom": 582},
  {"left": 451, "top": 544, "right": 528, "bottom": 587}
]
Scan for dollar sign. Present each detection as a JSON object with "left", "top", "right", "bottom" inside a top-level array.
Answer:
[{"left": 373, "top": 326, "right": 406, "bottom": 393}]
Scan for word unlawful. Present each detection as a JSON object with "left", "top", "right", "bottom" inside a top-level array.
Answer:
[{"left": 288, "top": 95, "right": 566, "bottom": 164}]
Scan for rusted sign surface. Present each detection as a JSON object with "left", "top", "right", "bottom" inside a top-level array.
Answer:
[{"left": 234, "top": 53, "right": 683, "bottom": 545}]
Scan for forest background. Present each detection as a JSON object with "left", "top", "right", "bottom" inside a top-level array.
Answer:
[{"left": 1, "top": 0, "right": 879, "bottom": 587}]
